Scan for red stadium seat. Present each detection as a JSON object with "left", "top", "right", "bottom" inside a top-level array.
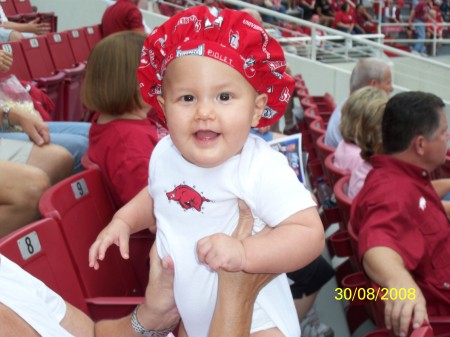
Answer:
[
  {"left": 0, "top": 41, "right": 32, "bottom": 81},
  {"left": 46, "top": 31, "right": 86, "bottom": 121},
  {"left": 39, "top": 168, "right": 151, "bottom": 320},
  {"left": 13, "top": 0, "right": 57, "bottom": 32},
  {"left": 1, "top": 0, "right": 18, "bottom": 16},
  {"left": 334, "top": 175, "right": 352, "bottom": 227},
  {"left": 316, "top": 135, "right": 334, "bottom": 163},
  {"left": 83, "top": 24, "right": 103, "bottom": 51},
  {"left": 20, "top": 36, "right": 65, "bottom": 120},
  {"left": 309, "top": 117, "right": 326, "bottom": 146},
  {"left": 66, "top": 28, "right": 91, "bottom": 64},
  {"left": 324, "top": 153, "right": 348, "bottom": 187},
  {"left": 12, "top": 0, "right": 34, "bottom": 13},
  {"left": 0, "top": 218, "right": 89, "bottom": 315}
]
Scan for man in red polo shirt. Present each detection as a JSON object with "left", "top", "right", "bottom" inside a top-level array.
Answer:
[
  {"left": 101, "top": 0, "right": 145, "bottom": 37},
  {"left": 351, "top": 91, "right": 450, "bottom": 337}
]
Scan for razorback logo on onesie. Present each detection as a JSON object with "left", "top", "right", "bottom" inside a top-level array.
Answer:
[
  {"left": 166, "top": 184, "right": 211, "bottom": 212},
  {"left": 137, "top": 6, "right": 295, "bottom": 128}
]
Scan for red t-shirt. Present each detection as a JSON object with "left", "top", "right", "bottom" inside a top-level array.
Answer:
[
  {"left": 414, "top": 1, "right": 430, "bottom": 22},
  {"left": 87, "top": 112, "right": 160, "bottom": 208},
  {"left": 333, "top": 10, "right": 355, "bottom": 28},
  {"left": 101, "top": 0, "right": 144, "bottom": 37},
  {"left": 351, "top": 155, "right": 450, "bottom": 316}
]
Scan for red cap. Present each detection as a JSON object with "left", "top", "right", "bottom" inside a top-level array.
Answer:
[{"left": 138, "top": 6, "right": 294, "bottom": 127}]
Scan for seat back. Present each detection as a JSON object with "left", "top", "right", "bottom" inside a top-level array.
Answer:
[
  {"left": 316, "top": 135, "right": 334, "bottom": 163},
  {"left": 39, "top": 168, "right": 143, "bottom": 299},
  {"left": 13, "top": 0, "right": 34, "bottom": 13},
  {"left": 1, "top": 0, "right": 18, "bottom": 16},
  {"left": 309, "top": 117, "right": 326, "bottom": 146},
  {"left": 324, "top": 153, "right": 348, "bottom": 187},
  {"left": 0, "top": 41, "right": 32, "bottom": 81},
  {"left": 334, "top": 175, "right": 352, "bottom": 226},
  {"left": 21, "top": 36, "right": 56, "bottom": 78},
  {"left": 83, "top": 25, "right": 103, "bottom": 51},
  {"left": 46, "top": 31, "right": 78, "bottom": 70},
  {"left": 0, "top": 217, "right": 89, "bottom": 314},
  {"left": 66, "top": 28, "right": 91, "bottom": 64}
]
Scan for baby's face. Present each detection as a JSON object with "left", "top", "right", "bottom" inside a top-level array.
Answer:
[{"left": 157, "top": 55, "right": 267, "bottom": 168}]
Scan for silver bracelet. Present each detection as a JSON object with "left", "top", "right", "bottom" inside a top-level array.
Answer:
[
  {"left": 2, "top": 105, "right": 11, "bottom": 131},
  {"left": 131, "top": 304, "right": 179, "bottom": 337}
]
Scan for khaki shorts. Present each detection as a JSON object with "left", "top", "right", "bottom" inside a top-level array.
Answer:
[{"left": 0, "top": 138, "right": 33, "bottom": 164}]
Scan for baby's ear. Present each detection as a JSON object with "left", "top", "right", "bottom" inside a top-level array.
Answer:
[{"left": 251, "top": 93, "right": 268, "bottom": 127}]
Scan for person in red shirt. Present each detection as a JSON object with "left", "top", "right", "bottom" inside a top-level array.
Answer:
[
  {"left": 333, "top": 3, "right": 363, "bottom": 33},
  {"left": 409, "top": 0, "right": 431, "bottom": 54},
  {"left": 82, "top": 31, "right": 163, "bottom": 209},
  {"left": 351, "top": 91, "right": 450, "bottom": 337},
  {"left": 101, "top": 0, "right": 145, "bottom": 37}
]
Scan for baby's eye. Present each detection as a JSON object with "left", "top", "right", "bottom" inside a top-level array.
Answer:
[
  {"left": 182, "top": 95, "right": 195, "bottom": 102},
  {"left": 219, "top": 93, "right": 231, "bottom": 101}
]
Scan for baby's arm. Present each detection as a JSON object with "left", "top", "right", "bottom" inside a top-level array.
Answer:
[
  {"left": 89, "top": 187, "right": 155, "bottom": 269},
  {"left": 197, "top": 206, "right": 324, "bottom": 273}
]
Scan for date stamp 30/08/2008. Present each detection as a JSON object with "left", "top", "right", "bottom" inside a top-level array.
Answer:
[{"left": 335, "top": 287, "right": 417, "bottom": 301}]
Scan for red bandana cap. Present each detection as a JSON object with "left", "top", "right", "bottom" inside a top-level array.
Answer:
[{"left": 138, "top": 6, "right": 294, "bottom": 128}]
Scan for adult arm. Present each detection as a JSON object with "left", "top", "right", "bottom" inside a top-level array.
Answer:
[
  {"left": 61, "top": 302, "right": 95, "bottom": 337},
  {"left": 363, "top": 246, "right": 428, "bottom": 336},
  {"left": 1, "top": 19, "right": 50, "bottom": 35},
  {"left": 3, "top": 105, "right": 49, "bottom": 145}
]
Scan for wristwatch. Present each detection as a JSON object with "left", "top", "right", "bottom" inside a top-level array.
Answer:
[
  {"left": 131, "top": 305, "right": 179, "bottom": 337},
  {"left": 2, "top": 105, "right": 11, "bottom": 130}
]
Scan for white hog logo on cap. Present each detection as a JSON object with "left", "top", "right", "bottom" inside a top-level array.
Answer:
[
  {"left": 279, "top": 87, "right": 291, "bottom": 103},
  {"left": 229, "top": 30, "right": 239, "bottom": 49},
  {"left": 243, "top": 56, "right": 256, "bottom": 78}
]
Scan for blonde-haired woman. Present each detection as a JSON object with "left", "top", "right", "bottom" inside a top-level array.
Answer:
[{"left": 333, "top": 86, "right": 388, "bottom": 175}]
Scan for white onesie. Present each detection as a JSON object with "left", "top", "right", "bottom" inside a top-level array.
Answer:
[{"left": 149, "top": 134, "right": 316, "bottom": 337}]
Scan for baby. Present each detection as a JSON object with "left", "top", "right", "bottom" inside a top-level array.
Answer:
[{"left": 90, "top": 6, "right": 324, "bottom": 337}]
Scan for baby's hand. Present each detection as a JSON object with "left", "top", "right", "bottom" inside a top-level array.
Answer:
[
  {"left": 197, "top": 234, "right": 247, "bottom": 272},
  {"left": 88, "top": 217, "right": 131, "bottom": 270}
]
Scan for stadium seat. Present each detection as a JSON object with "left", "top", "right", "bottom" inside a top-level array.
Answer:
[
  {"left": 46, "top": 31, "right": 86, "bottom": 121},
  {"left": 12, "top": 0, "right": 34, "bottom": 13},
  {"left": 316, "top": 135, "right": 334, "bottom": 163},
  {"left": 0, "top": 41, "right": 32, "bottom": 81},
  {"left": 1, "top": 0, "right": 18, "bottom": 16},
  {"left": 66, "top": 28, "right": 91, "bottom": 64},
  {"left": 20, "top": 36, "right": 65, "bottom": 120},
  {"left": 83, "top": 24, "right": 103, "bottom": 51},
  {"left": 309, "top": 117, "right": 326, "bottom": 146},
  {"left": 13, "top": 0, "right": 57, "bottom": 32},
  {"left": 39, "top": 168, "right": 150, "bottom": 320},
  {"left": 0, "top": 217, "right": 89, "bottom": 315},
  {"left": 324, "top": 153, "right": 348, "bottom": 187},
  {"left": 334, "top": 175, "right": 352, "bottom": 228}
]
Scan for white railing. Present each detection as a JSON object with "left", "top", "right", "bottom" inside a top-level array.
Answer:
[{"left": 378, "top": 21, "right": 450, "bottom": 57}]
